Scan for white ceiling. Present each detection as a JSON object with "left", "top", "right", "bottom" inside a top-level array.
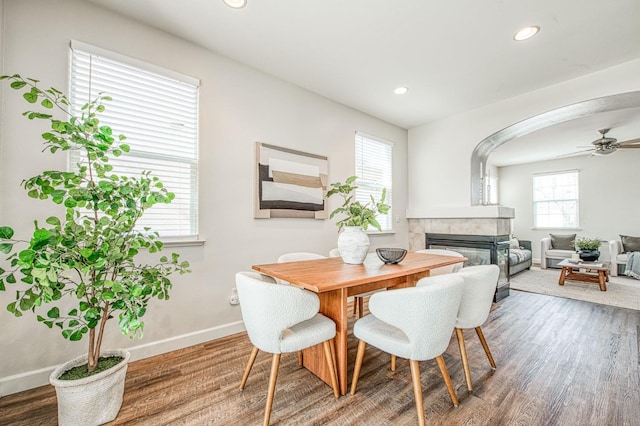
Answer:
[{"left": 86, "top": 0, "right": 640, "bottom": 165}]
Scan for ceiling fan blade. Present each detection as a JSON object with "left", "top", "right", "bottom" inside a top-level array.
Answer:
[
  {"left": 618, "top": 144, "right": 640, "bottom": 149},
  {"left": 615, "top": 137, "right": 640, "bottom": 146},
  {"left": 557, "top": 149, "right": 593, "bottom": 158}
]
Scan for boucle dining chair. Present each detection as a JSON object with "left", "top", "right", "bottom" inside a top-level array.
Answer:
[
  {"left": 278, "top": 251, "right": 327, "bottom": 263},
  {"left": 276, "top": 252, "right": 326, "bottom": 286},
  {"left": 236, "top": 271, "right": 339, "bottom": 426},
  {"left": 350, "top": 274, "right": 464, "bottom": 426},
  {"left": 415, "top": 248, "right": 465, "bottom": 276},
  {"left": 451, "top": 264, "right": 500, "bottom": 391}
]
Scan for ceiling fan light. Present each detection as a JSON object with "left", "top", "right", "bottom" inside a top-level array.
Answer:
[
  {"left": 593, "top": 148, "right": 616, "bottom": 156},
  {"left": 514, "top": 26, "right": 540, "bottom": 41},
  {"left": 223, "top": 0, "right": 247, "bottom": 8}
]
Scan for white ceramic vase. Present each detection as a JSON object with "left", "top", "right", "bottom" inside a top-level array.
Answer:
[
  {"left": 337, "top": 226, "right": 370, "bottom": 264},
  {"left": 49, "top": 349, "right": 130, "bottom": 426}
]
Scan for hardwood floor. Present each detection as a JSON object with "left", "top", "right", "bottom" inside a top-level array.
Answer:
[{"left": 1, "top": 290, "right": 639, "bottom": 425}]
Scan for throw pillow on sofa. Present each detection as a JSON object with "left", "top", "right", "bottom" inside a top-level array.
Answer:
[
  {"left": 509, "top": 238, "right": 520, "bottom": 249},
  {"left": 550, "top": 234, "right": 576, "bottom": 250},
  {"left": 621, "top": 235, "right": 640, "bottom": 253}
]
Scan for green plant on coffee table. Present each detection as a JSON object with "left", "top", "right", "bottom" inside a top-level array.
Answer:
[
  {"left": 0, "top": 74, "right": 191, "bottom": 375},
  {"left": 573, "top": 237, "right": 601, "bottom": 251},
  {"left": 326, "top": 175, "right": 390, "bottom": 231}
]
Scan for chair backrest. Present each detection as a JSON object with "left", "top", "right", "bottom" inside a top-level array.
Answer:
[
  {"left": 453, "top": 264, "right": 500, "bottom": 329},
  {"left": 328, "top": 248, "right": 341, "bottom": 258},
  {"left": 276, "top": 252, "right": 327, "bottom": 285},
  {"left": 415, "top": 249, "right": 465, "bottom": 275},
  {"left": 277, "top": 252, "right": 327, "bottom": 263},
  {"left": 368, "top": 274, "right": 464, "bottom": 361},
  {"left": 235, "top": 271, "right": 320, "bottom": 354}
]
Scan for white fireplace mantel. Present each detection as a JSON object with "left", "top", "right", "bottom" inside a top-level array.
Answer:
[{"left": 406, "top": 205, "right": 515, "bottom": 219}]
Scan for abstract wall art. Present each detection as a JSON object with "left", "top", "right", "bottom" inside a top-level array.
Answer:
[{"left": 255, "top": 142, "right": 328, "bottom": 219}]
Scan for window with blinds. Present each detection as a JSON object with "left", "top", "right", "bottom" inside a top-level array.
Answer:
[
  {"left": 69, "top": 41, "right": 199, "bottom": 239},
  {"left": 532, "top": 170, "right": 579, "bottom": 228},
  {"left": 355, "top": 132, "right": 393, "bottom": 232}
]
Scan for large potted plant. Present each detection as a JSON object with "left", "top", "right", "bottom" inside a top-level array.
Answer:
[
  {"left": 326, "top": 175, "right": 390, "bottom": 264},
  {"left": 0, "top": 74, "right": 190, "bottom": 425},
  {"left": 573, "top": 236, "right": 602, "bottom": 262}
]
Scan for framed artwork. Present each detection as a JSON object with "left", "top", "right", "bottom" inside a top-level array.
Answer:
[{"left": 255, "top": 142, "right": 328, "bottom": 219}]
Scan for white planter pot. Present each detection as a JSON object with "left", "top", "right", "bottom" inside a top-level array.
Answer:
[
  {"left": 337, "top": 226, "right": 370, "bottom": 264},
  {"left": 49, "top": 349, "right": 130, "bottom": 426}
]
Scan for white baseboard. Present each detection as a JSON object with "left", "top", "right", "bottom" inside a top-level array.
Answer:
[{"left": 0, "top": 321, "right": 246, "bottom": 397}]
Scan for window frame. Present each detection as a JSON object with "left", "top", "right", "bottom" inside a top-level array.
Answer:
[
  {"left": 69, "top": 41, "right": 200, "bottom": 241},
  {"left": 355, "top": 131, "right": 393, "bottom": 233},
  {"left": 532, "top": 170, "right": 580, "bottom": 229}
]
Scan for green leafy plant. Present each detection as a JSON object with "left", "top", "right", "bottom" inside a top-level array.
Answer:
[
  {"left": 326, "top": 175, "right": 390, "bottom": 231},
  {"left": 0, "top": 74, "right": 190, "bottom": 374},
  {"left": 573, "top": 237, "right": 601, "bottom": 250}
]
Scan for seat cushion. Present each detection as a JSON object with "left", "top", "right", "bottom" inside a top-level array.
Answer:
[
  {"left": 353, "top": 314, "right": 411, "bottom": 359},
  {"left": 621, "top": 235, "right": 640, "bottom": 253},
  {"left": 550, "top": 234, "right": 576, "bottom": 250},
  {"left": 546, "top": 249, "right": 573, "bottom": 258},
  {"left": 617, "top": 253, "right": 629, "bottom": 263},
  {"left": 279, "top": 314, "right": 336, "bottom": 353}
]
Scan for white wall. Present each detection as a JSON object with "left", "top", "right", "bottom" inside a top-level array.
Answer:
[
  {"left": 407, "top": 58, "right": 640, "bottom": 216},
  {"left": 0, "top": 0, "right": 408, "bottom": 394},
  {"left": 499, "top": 152, "right": 640, "bottom": 262}
]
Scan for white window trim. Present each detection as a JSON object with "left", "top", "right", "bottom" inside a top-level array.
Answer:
[
  {"left": 69, "top": 41, "right": 200, "bottom": 241},
  {"left": 355, "top": 131, "right": 394, "bottom": 233},
  {"left": 532, "top": 169, "right": 580, "bottom": 229}
]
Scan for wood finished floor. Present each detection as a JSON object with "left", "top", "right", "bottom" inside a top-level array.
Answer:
[{"left": 1, "top": 290, "right": 639, "bottom": 425}]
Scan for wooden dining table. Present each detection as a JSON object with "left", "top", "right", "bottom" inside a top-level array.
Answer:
[{"left": 252, "top": 251, "right": 467, "bottom": 395}]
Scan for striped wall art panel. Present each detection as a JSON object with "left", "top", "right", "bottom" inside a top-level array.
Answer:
[{"left": 254, "top": 142, "right": 328, "bottom": 219}]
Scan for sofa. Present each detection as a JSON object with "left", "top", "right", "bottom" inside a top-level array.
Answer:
[
  {"left": 509, "top": 239, "right": 532, "bottom": 276},
  {"left": 609, "top": 235, "right": 640, "bottom": 276},
  {"left": 541, "top": 234, "right": 576, "bottom": 269}
]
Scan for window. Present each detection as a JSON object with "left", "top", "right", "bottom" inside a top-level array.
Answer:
[
  {"left": 70, "top": 41, "right": 199, "bottom": 238},
  {"left": 355, "top": 132, "right": 393, "bottom": 232},
  {"left": 487, "top": 173, "right": 499, "bottom": 205},
  {"left": 532, "top": 170, "right": 579, "bottom": 228}
]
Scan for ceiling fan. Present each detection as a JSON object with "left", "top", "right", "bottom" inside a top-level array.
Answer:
[{"left": 574, "top": 128, "right": 640, "bottom": 156}]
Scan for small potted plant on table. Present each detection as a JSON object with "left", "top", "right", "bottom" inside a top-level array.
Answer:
[{"left": 573, "top": 237, "right": 602, "bottom": 262}]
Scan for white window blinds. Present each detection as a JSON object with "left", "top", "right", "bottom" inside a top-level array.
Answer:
[
  {"left": 355, "top": 132, "right": 393, "bottom": 232},
  {"left": 69, "top": 41, "right": 200, "bottom": 238}
]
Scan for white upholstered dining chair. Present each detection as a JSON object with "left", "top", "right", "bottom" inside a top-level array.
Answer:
[
  {"left": 328, "top": 248, "right": 340, "bottom": 258},
  {"left": 415, "top": 248, "right": 465, "bottom": 276},
  {"left": 236, "top": 271, "right": 339, "bottom": 425},
  {"left": 277, "top": 252, "right": 327, "bottom": 263},
  {"left": 450, "top": 264, "right": 500, "bottom": 391},
  {"left": 275, "top": 252, "right": 326, "bottom": 286},
  {"left": 350, "top": 274, "right": 464, "bottom": 426}
]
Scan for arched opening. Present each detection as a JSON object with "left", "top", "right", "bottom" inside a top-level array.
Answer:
[{"left": 470, "top": 91, "right": 640, "bottom": 205}]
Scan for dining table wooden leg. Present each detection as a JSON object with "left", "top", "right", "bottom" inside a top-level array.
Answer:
[{"left": 309, "top": 288, "right": 348, "bottom": 395}]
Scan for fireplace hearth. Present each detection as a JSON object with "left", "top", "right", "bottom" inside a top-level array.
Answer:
[{"left": 426, "top": 233, "right": 510, "bottom": 302}]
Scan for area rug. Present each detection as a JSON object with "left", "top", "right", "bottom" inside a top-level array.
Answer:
[{"left": 509, "top": 266, "right": 640, "bottom": 310}]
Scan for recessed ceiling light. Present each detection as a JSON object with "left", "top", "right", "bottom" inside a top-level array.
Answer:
[
  {"left": 394, "top": 87, "right": 408, "bottom": 95},
  {"left": 513, "top": 26, "right": 540, "bottom": 41},
  {"left": 223, "top": 0, "right": 247, "bottom": 8}
]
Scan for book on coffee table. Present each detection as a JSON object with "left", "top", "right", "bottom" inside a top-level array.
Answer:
[{"left": 564, "top": 259, "right": 603, "bottom": 268}]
